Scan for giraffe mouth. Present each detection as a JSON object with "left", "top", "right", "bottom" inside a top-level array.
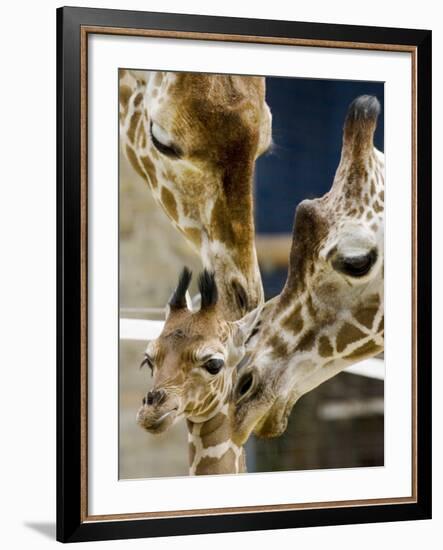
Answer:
[
  {"left": 137, "top": 406, "right": 179, "bottom": 434},
  {"left": 152, "top": 408, "right": 178, "bottom": 427}
]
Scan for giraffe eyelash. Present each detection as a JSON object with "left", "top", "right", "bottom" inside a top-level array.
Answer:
[{"left": 149, "top": 122, "right": 182, "bottom": 159}]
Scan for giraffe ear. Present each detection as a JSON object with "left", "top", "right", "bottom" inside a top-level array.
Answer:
[{"left": 233, "top": 305, "right": 263, "bottom": 346}]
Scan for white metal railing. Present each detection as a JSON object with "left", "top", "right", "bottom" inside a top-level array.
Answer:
[{"left": 120, "top": 318, "right": 384, "bottom": 380}]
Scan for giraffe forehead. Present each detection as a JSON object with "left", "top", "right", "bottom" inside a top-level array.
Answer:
[
  {"left": 171, "top": 72, "right": 265, "bottom": 109},
  {"left": 150, "top": 74, "right": 265, "bottom": 149},
  {"left": 157, "top": 315, "right": 231, "bottom": 358}
]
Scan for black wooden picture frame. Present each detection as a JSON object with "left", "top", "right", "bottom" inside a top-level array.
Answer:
[{"left": 57, "top": 6, "right": 432, "bottom": 543}]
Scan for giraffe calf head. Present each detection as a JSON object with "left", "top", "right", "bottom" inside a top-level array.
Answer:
[{"left": 136, "top": 268, "right": 260, "bottom": 435}]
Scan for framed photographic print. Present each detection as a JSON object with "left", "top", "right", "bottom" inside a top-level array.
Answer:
[{"left": 57, "top": 6, "right": 432, "bottom": 543}]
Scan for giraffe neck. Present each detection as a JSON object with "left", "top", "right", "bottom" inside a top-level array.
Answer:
[
  {"left": 268, "top": 287, "right": 384, "bottom": 398},
  {"left": 187, "top": 404, "right": 246, "bottom": 476}
]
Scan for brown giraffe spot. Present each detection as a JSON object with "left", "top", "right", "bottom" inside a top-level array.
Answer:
[
  {"left": 281, "top": 304, "right": 304, "bottom": 334},
  {"left": 199, "top": 411, "right": 226, "bottom": 438},
  {"left": 118, "top": 69, "right": 127, "bottom": 81},
  {"left": 200, "top": 393, "right": 213, "bottom": 409},
  {"left": 200, "top": 413, "right": 230, "bottom": 449},
  {"left": 370, "top": 179, "right": 376, "bottom": 196},
  {"left": 136, "top": 119, "right": 146, "bottom": 148},
  {"left": 183, "top": 227, "right": 202, "bottom": 249},
  {"left": 354, "top": 306, "right": 379, "bottom": 329},
  {"left": 125, "top": 145, "right": 146, "bottom": 181},
  {"left": 127, "top": 111, "right": 141, "bottom": 144},
  {"left": 318, "top": 335, "right": 334, "bottom": 358},
  {"left": 160, "top": 186, "right": 179, "bottom": 222},
  {"left": 336, "top": 322, "right": 367, "bottom": 353},
  {"left": 133, "top": 92, "right": 143, "bottom": 107},
  {"left": 373, "top": 201, "right": 383, "bottom": 213},
  {"left": 366, "top": 210, "right": 373, "bottom": 221},
  {"left": 153, "top": 73, "right": 162, "bottom": 86},
  {"left": 119, "top": 84, "right": 132, "bottom": 108},
  {"left": 345, "top": 339, "right": 380, "bottom": 361},
  {"left": 140, "top": 155, "right": 158, "bottom": 188},
  {"left": 195, "top": 449, "right": 237, "bottom": 475},
  {"left": 297, "top": 329, "right": 317, "bottom": 352},
  {"left": 359, "top": 205, "right": 364, "bottom": 215},
  {"left": 189, "top": 442, "right": 196, "bottom": 465},
  {"left": 371, "top": 223, "right": 379, "bottom": 232},
  {"left": 151, "top": 88, "right": 158, "bottom": 97},
  {"left": 267, "top": 334, "right": 289, "bottom": 359},
  {"left": 379, "top": 190, "right": 384, "bottom": 202},
  {"left": 364, "top": 194, "right": 370, "bottom": 206},
  {"left": 210, "top": 196, "right": 235, "bottom": 246}
]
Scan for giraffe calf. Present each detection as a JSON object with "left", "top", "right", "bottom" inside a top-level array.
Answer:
[{"left": 136, "top": 268, "right": 259, "bottom": 475}]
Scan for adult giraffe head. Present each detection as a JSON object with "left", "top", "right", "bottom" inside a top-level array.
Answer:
[
  {"left": 120, "top": 70, "right": 272, "bottom": 320},
  {"left": 136, "top": 268, "right": 260, "bottom": 475},
  {"left": 232, "top": 95, "right": 385, "bottom": 444}
]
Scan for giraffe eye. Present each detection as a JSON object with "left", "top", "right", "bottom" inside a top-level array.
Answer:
[
  {"left": 150, "top": 122, "right": 182, "bottom": 158},
  {"left": 333, "top": 249, "right": 377, "bottom": 278},
  {"left": 203, "top": 358, "right": 224, "bottom": 375}
]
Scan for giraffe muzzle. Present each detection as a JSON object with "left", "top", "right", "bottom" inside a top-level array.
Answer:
[{"left": 136, "top": 390, "right": 180, "bottom": 434}]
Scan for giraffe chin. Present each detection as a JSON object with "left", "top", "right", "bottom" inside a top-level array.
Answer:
[
  {"left": 136, "top": 405, "right": 178, "bottom": 435},
  {"left": 253, "top": 400, "right": 289, "bottom": 439}
]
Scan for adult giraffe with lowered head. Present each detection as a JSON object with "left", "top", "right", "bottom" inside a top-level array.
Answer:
[
  {"left": 120, "top": 69, "right": 272, "bottom": 320},
  {"left": 232, "top": 95, "right": 385, "bottom": 444}
]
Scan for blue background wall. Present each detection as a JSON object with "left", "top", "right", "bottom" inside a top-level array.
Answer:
[{"left": 255, "top": 77, "right": 384, "bottom": 234}]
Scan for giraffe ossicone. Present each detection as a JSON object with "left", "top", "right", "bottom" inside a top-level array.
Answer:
[
  {"left": 136, "top": 268, "right": 259, "bottom": 475},
  {"left": 120, "top": 69, "right": 273, "bottom": 320}
]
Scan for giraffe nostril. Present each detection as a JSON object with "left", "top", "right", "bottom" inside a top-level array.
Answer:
[
  {"left": 156, "top": 389, "right": 166, "bottom": 405},
  {"left": 236, "top": 370, "right": 255, "bottom": 401},
  {"left": 231, "top": 280, "right": 249, "bottom": 313},
  {"left": 147, "top": 389, "right": 166, "bottom": 406}
]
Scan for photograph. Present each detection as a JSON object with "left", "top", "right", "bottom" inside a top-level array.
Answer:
[
  {"left": 55, "top": 7, "right": 431, "bottom": 542},
  {"left": 118, "top": 69, "right": 385, "bottom": 479}
]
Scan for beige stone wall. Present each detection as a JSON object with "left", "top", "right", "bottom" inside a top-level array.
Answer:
[
  {"left": 119, "top": 150, "right": 201, "bottom": 479},
  {"left": 119, "top": 150, "right": 202, "bottom": 310}
]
